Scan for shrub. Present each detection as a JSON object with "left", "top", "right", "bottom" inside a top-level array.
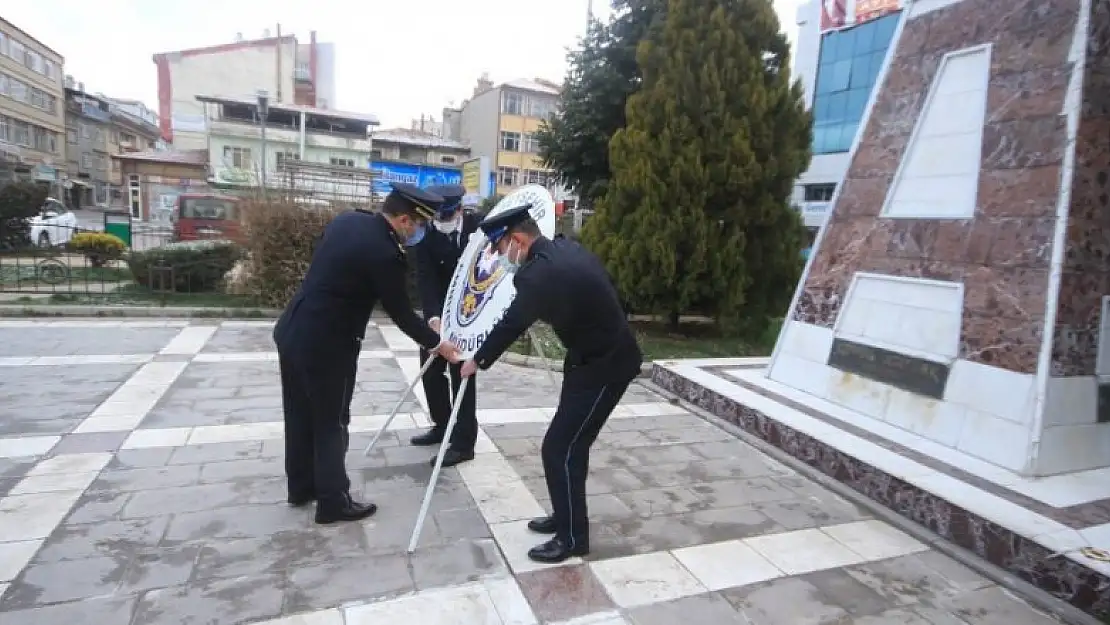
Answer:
[
  {"left": 69, "top": 232, "right": 126, "bottom": 267},
  {"left": 0, "top": 182, "right": 47, "bottom": 250},
  {"left": 241, "top": 198, "right": 339, "bottom": 308},
  {"left": 128, "top": 239, "right": 243, "bottom": 293}
]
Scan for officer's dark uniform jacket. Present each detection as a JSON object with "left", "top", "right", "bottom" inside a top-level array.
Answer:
[
  {"left": 472, "top": 236, "right": 642, "bottom": 385},
  {"left": 414, "top": 211, "right": 481, "bottom": 320},
  {"left": 274, "top": 209, "right": 440, "bottom": 355}
]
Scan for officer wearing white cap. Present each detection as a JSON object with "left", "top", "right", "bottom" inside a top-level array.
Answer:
[
  {"left": 460, "top": 204, "right": 643, "bottom": 563},
  {"left": 410, "top": 184, "right": 481, "bottom": 467},
  {"left": 273, "top": 182, "right": 461, "bottom": 525}
]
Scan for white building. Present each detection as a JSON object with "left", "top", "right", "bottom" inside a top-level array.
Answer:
[
  {"left": 790, "top": 0, "right": 902, "bottom": 232},
  {"left": 153, "top": 30, "right": 338, "bottom": 151},
  {"left": 198, "top": 95, "right": 378, "bottom": 201}
]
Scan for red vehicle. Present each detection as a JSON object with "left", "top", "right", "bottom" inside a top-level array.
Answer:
[{"left": 172, "top": 193, "right": 243, "bottom": 243}]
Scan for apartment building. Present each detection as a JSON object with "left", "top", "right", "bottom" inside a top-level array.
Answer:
[
  {"left": 790, "top": 0, "right": 902, "bottom": 236},
  {"left": 63, "top": 87, "right": 113, "bottom": 207},
  {"left": 0, "top": 17, "right": 65, "bottom": 188},
  {"left": 459, "top": 77, "right": 560, "bottom": 195},
  {"left": 153, "top": 29, "right": 337, "bottom": 150}
]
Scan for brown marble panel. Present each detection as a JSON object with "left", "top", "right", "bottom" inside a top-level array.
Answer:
[
  {"left": 515, "top": 564, "right": 615, "bottom": 623},
  {"left": 793, "top": 0, "right": 1081, "bottom": 374}
]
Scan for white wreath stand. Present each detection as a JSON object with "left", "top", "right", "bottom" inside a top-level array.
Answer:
[{"left": 363, "top": 328, "right": 559, "bottom": 553}]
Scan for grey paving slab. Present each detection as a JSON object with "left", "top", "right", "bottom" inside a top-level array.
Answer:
[
  {"left": 474, "top": 366, "right": 663, "bottom": 410},
  {"left": 0, "top": 326, "right": 180, "bottom": 357},
  {"left": 0, "top": 364, "right": 138, "bottom": 436},
  {"left": 143, "top": 361, "right": 283, "bottom": 427},
  {"left": 199, "top": 326, "right": 276, "bottom": 353}
]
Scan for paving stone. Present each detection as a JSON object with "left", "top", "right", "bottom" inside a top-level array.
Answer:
[
  {"left": 192, "top": 526, "right": 364, "bottom": 580},
  {"left": 627, "top": 593, "right": 748, "bottom": 625},
  {"left": 721, "top": 576, "right": 851, "bottom": 625},
  {"left": 843, "top": 552, "right": 982, "bottom": 607},
  {"left": 484, "top": 423, "right": 550, "bottom": 439},
  {"left": 0, "top": 364, "right": 138, "bottom": 435},
  {"left": 163, "top": 503, "right": 309, "bottom": 544},
  {"left": 800, "top": 569, "right": 894, "bottom": 617},
  {"left": 49, "top": 432, "right": 130, "bottom": 454},
  {"left": 122, "top": 483, "right": 249, "bottom": 518},
  {"left": 751, "top": 495, "right": 869, "bottom": 531},
  {"left": 408, "top": 538, "right": 505, "bottom": 590},
  {"left": 689, "top": 477, "right": 798, "bottom": 508},
  {"left": 283, "top": 553, "right": 413, "bottom": 612},
  {"left": 36, "top": 516, "right": 170, "bottom": 562},
  {"left": 201, "top": 327, "right": 275, "bottom": 353},
  {"left": 198, "top": 457, "right": 284, "bottom": 483},
  {"left": 166, "top": 442, "right": 265, "bottom": 465},
  {"left": 432, "top": 507, "right": 492, "bottom": 541},
  {"left": 615, "top": 487, "right": 709, "bottom": 517},
  {"left": 110, "top": 448, "right": 175, "bottom": 469},
  {"left": 641, "top": 425, "right": 732, "bottom": 446},
  {"left": 0, "top": 596, "right": 137, "bottom": 625},
  {"left": 133, "top": 573, "right": 285, "bottom": 625},
  {"left": 119, "top": 544, "right": 202, "bottom": 594},
  {"left": 516, "top": 564, "right": 616, "bottom": 622},
  {"left": 65, "top": 490, "right": 132, "bottom": 524},
  {"left": 90, "top": 465, "right": 204, "bottom": 492},
  {"left": 0, "top": 327, "right": 178, "bottom": 357},
  {"left": 3, "top": 556, "right": 126, "bottom": 608}
]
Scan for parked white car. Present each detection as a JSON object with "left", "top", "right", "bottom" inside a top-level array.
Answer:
[{"left": 29, "top": 198, "right": 79, "bottom": 247}]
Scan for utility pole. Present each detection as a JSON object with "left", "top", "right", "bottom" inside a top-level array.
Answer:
[{"left": 257, "top": 90, "right": 270, "bottom": 196}]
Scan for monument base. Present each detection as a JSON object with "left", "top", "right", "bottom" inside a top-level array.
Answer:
[{"left": 651, "top": 357, "right": 1110, "bottom": 619}]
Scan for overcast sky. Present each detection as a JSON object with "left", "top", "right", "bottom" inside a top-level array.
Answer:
[{"left": 4, "top": 0, "right": 801, "bottom": 130}]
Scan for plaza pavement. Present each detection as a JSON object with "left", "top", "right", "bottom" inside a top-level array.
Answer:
[{"left": 0, "top": 318, "right": 1070, "bottom": 624}]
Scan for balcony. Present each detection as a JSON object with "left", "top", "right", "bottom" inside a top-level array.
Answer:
[{"left": 294, "top": 65, "right": 312, "bottom": 83}]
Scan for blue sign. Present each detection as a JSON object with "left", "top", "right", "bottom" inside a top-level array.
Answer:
[{"left": 371, "top": 161, "right": 462, "bottom": 196}]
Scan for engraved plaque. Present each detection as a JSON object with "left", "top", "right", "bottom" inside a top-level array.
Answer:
[
  {"left": 1097, "top": 382, "right": 1110, "bottom": 424},
  {"left": 827, "top": 338, "right": 950, "bottom": 399}
]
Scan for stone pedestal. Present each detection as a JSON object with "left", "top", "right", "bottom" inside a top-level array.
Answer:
[{"left": 772, "top": 0, "right": 1108, "bottom": 477}]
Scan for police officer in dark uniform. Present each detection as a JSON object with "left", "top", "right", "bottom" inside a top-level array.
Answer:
[
  {"left": 410, "top": 184, "right": 482, "bottom": 467},
  {"left": 274, "top": 183, "right": 461, "bottom": 525},
  {"left": 460, "top": 205, "right": 643, "bottom": 563}
]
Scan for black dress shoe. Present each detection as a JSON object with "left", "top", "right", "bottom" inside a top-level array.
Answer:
[
  {"left": 314, "top": 497, "right": 378, "bottom": 525},
  {"left": 410, "top": 428, "right": 445, "bottom": 446},
  {"left": 432, "top": 448, "right": 475, "bottom": 468},
  {"left": 287, "top": 494, "right": 315, "bottom": 508},
  {"left": 527, "top": 515, "right": 557, "bottom": 534},
  {"left": 527, "top": 538, "right": 589, "bottom": 563}
]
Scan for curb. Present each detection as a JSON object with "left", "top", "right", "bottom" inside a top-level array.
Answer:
[
  {"left": 636, "top": 378, "right": 1100, "bottom": 625},
  {"left": 502, "top": 351, "right": 654, "bottom": 378},
  {"left": 0, "top": 305, "right": 283, "bottom": 319}
]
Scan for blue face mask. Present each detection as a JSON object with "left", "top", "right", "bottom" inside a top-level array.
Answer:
[
  {"left": 497, "top": 240, "right": 521, "bottom": 273},
  {"left": 404, "top": 223, "right": 427, "bottom": 247}
]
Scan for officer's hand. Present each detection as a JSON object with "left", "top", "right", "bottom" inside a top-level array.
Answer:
[
  {"left": 434, "top": 340, "right": 461, "bottom": 363},
  {"left": 428, "top": 317, "right": 442, "bottom": 333},
  {"left": 460, "top": 360, "right": 478, "bottom": 378}
]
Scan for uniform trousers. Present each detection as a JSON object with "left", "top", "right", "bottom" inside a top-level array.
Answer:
[
  {"left": 419, "top": 347, "right": 478, "bottom": 452},
  {"left": 279, "top": 342, "right": 358, "bottom": 505},
  {"left": 542, "top": 376, "right": 634, "bottom": 549}
]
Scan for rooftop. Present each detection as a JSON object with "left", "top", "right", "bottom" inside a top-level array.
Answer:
[
  {"left": 113, "top": 149, "right": 207, "bottom": 166},
  {"left": 195, "top": 94, "right": 380, "bottom": 127},
  {"left": 0, "top": 16, "right": 63, "bottom": 61},
  {"left": 152, "top": 35, "right": 297, "bottom": 61},
  {"left": 372, "top": 128, "right": 468, "bottom": 151},
  {"left": 502, "top": 78, "right": 561, "bottom": 96}
]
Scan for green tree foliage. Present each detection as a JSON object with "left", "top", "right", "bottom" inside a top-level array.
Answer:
[
  {"left": 0, "top": 181, "right": 48, "bottom": 249},
  {"left": 583, "top": 0, "right": 812, "bottom": 332},
  {"left": 536, "top": 0, "right": 665, "bottom": 206}
]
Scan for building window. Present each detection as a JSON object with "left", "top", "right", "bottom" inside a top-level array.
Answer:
[
  {"left": 11, "top": 120, "right": 29, "bottom": 147},
  {"left": 81, "top": 153, "right": 92, "bottom": 169},
  {"left": 811, "top": 11, "right": 899, "bottom": 155},
  {"left": 223, "top": 146, "right": 252, "bottom": 169},
  {"left": 497, "top": 166, "right": 518, "bottom": 188},
  {"left": 329, "top": 157, "right": 355, "bottom": 167},
  {"left": 522, "top": 133, "right": 539, "bottom": 153},
  {"left": 0, "top": 117, "right": 8, "bottom": 143},
  {"left": 66, "top": 128, "right": 77, "bottom": 144},
  {"left": 803, "top": 183, "right": 836, "bottom": 202},
  {"left": 440, "top": 155, "right": 456, "bottom": 164},
  {"left": 500, "top": 131, "right": 521, "bottom": 152},
  {"left": 524, "top": 169, "right": 549, "bottom": 186},
  {"left": 276, "top": 151, "right": 299, "bottom": 168},
  {"left": 527, "top": 98, "right": 555, "bottom": 119},
  {"left": 501, "top": 92, "right": 523, "bottom": 115},
  {"left": 370, "top": 149, "right": 382, "bottom": 159}
]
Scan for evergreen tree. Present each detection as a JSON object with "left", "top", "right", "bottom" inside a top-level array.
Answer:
[
  {"left": 536, "top": 0, "right": 665, "bottom": 206},
  {"left": 583, "top": 0, "right": 812, "bottom": 332}
]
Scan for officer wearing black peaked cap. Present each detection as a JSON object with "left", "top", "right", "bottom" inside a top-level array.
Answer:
[
  {"left": 274, "top": 182, "right": 462, "bottom": 525},
  {"left": 409, "top": 184, "right": 482, "bottom": 467},
  {"left": 459, "top": 204, "right": 643, "bottom": 563}
]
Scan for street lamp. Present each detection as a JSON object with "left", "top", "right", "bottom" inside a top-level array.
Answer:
[
  {"left": 257, "top": 90, "right": 270, "bottom": 194},
  {"left": 366, "top": 125, "right": 376, "bottom": 205}
]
